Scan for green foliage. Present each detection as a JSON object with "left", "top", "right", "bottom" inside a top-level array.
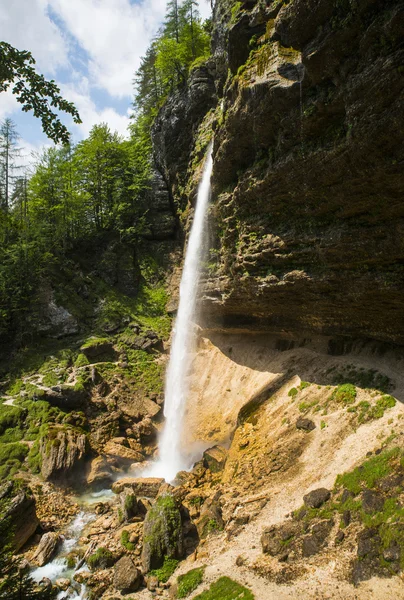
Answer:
[
  {"left": 177, "top": 566, "right": 205, "bottom": 598},
  {"left": 332, "top": 383, "right": 357, "bottom": 405},
  {"left": 74, "top": 353, "right": 89, "bottom": 367},
  {"left": 150, "top": 556, "right": 179, "bottom": 583},
  {"left": 134, "top": 0, "right": 210, "bottom": 118},
  {"left": 87, "top": 547, "right": 115, "bottom": 570},
  {"left": 121, "top": 529, "right": 136, "bottom": 551},
  {"left": 0, "top": 442, "right": 29, "bottom": 479},
  {"left": 331, "top": 367, "right": 392, "bottom": 393},
  {"left": 288, "top": 387, "right": 298, "bottom": 398},
  {"left": 194, "top": 577, "right": 254, "bottom": 600},
  {"left": 335, "top": 448, "right": 400, "bottom": 495},
  {"left": 0, "top": 42, "right": 81, "bottom": 144}
]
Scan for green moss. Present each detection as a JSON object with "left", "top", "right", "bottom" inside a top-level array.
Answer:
[
  {"left": 332, "top": 383, "right": 357, "bottom": 405},
  {"left": 230, "top": 2, "right": 242, "bottom": 24},
  {"left": 288, "top": 387, "right": 298, "bottom": 398},
  {"left": 144, "top": 494, "right": 182, "bottom": 572},
  {"left": 298, "top": 399, "right": 319, "bottom": 413},
  {"left": 0, "top": 442, "right": 29, "bottom": 479},
  {"left": 299, "top": 381, "right": 311, "bottom": 390},
  {"left": 177, "top": 567, "right": 205, "bottom": 598},
  {"left": 74, "top": 353, "right": 90, "bottom": 367},
  {"left": 87, "top": 547, "right": 115, "bottom": 570},
  {"left": 42, "top": 372, "right": 59, "bottom": 387},
  {"left": 206, "top": 519, "right": 222, "bottom": 534},
  {"left": 121, "top": 530, "right": 136, "bottom": 551},
  {"left": 150, "top": 556, "right": 179, "bottom": 583},
  {"left": 194, "top": 577, "right": 254, "bottom": 600}
]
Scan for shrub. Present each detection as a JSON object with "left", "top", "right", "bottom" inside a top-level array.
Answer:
[
  {"left": 193, "top": 576, "right": 254, "bottom": 600},
  {"left": 150, "top": 556, "right": 179, "bottom": 583},
  {"left": 288, "top": 387, "right": 298, "bottom": 398},
  {"left": 332, "top": 383, "right": 356, "bottom": 405}
]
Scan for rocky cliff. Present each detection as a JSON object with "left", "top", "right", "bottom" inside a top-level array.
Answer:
[{"left": 155, "top": 0, "right": 404, "bottom": 346}]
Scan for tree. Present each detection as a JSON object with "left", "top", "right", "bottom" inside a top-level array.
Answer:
[
  {"left": 0, "top": 118, "right": 22, "bottom": 212},
  {"left": 0, "top": 41, "right": 81, "bottom": 144}
]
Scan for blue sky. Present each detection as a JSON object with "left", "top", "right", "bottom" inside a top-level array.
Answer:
[{"left": 0, "top": 0, "right": 211, "bottom": 162}]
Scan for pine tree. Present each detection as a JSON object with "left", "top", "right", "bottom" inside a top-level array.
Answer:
[{"left": 0, "top": 118, "right": 22, "bottom": 212}]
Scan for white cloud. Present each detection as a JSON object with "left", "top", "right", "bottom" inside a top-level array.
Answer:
[
  {"left": 48, "top": 0, "right": 211, "bottom": 98},
  {"left": 61, "top": 78, "right": 131, "bottom": 139},
  {"left": 0, "top": 0, "right": 69, "bottom": 74}
]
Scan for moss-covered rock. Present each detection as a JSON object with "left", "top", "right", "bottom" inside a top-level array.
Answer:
[{"left": 141, "top": 494, "right": 183, "bottom": 572}]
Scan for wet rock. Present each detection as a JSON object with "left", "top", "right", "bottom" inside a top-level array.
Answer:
[
  {"left": 296, "top": 417, "right": 316, "bottom": 432},
  {"left": 112, "top": 477, "right": 164, "bottom": 497},
  {"left": 203, "top": 445, "right": 228, "bottom": 473},
  {"left": 361, "top": 489, "right": 384, "bottom": 513},
  {"left": 55, "top": 578, "right": 70, "bottom": 591},
  {"left": 32, "top": 532, "right": 61, "bottom": 566},
  {"left": 86, "top": 456, "right": 116, "bottom": 489},
  {"left": 141, "top": 494, "right": 183, "bottom": 572},
  {"left": 303, "top": 488, "right": 331, "bottom": 509},
  {"left": 113, "top": 556, "right": 142, "bottom": 594}
]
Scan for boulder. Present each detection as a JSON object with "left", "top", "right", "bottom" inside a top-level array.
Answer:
[
  {"left": 112, "top": 477, "right": 164, "bottom": 497},
  {"left": 32, "top": 532, "right": 61, "bottom": 566},
  {"left": 40, "top": 427, "right": 87, "bottom": 483},
  {"left": 103, "top": 440, "right": 144, "bottom": 463},
  {"left": 113, "top": 556, "right": 142, "bottom": 594},
  {"left": 55, "top": 579, "right": 70, "bottom": 592},
  {"left": 86, "top": 456, "right": 116, "bottom": 489},
  {"left": 142, "top": 494, "right": 183, "bottom": 572},
  {"left": 120, "top": 489, "right": 138, "bottom": 522},
  {"left": 80, "top": 339, "right": 116, "bottom": 360},
  {"left": 203, "top": 445, "right": 228, "bottom": 473},
  {"left": 303, "top": 488, "right": 331, "bottom": 509}
]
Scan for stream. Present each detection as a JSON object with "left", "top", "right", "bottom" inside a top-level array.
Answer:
[{"left": 30, "top": 490, "right": 114, "bottom": 599}]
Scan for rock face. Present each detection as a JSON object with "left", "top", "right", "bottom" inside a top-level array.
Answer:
[
  {"left": 113, "top": 556, "right": 141, "bottom": 593},
  {"left": 153, "top": 0, "right": 404, "bottom": 345},
  {"left": 32, "top": 532, "right": 61, "bottom": 566},
  {"left": 141, "top": 494, "right": 183, "bottom": 572},
  {"left": 40, "top": 427, "right": 88, "bottom": 483},
  {"left": 203, "top": 445, "right": 228, "bottom": 473},
  {"left": 0, "top": 483, "right": 39, "bottom": 551},
  {"left": 112, "top": 477, "right": 164, "bottom": 497}
]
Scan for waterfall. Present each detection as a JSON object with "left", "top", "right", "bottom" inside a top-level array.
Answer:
[{"left": 150, "top": 144, "right": 213, "bottom": 482}]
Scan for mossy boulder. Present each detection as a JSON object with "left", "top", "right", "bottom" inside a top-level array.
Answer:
[{"left": 141, "top": 494, "right": 183, "bottom": 572}]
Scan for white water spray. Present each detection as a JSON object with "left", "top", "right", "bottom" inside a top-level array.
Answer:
[{"left": 150, "top": 144, "right": 213, "bottom": 481}]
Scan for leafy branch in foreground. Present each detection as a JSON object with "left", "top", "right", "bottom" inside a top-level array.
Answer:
[{"left": 0, "top": 41, "right": 81, "bottom": 144}]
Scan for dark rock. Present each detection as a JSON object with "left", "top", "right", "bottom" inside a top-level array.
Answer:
[
  {"left": 196, "top": 491, "right": 224, "bottom": 539},
  {"left": 378, "top": 474, "right": 404, "bottom": 492},
  {"left": 296, "top": 418, "right": 316, "bottom": 432},
  {"left": 361, "top": 489, "right": 384, "bottom": 514},
  {"left": 113, "top": 556, "right": 141, "bottom": 594},
  {"left": 141, "top": 494, "right": 183, "bottom": 572},
  {"left": 383, "top": 541, "right": 401, "bottom": 563},
  {"left": 80, "top": 340, "right": 116, "bottom": 360},
  {"left": 356, "top": 528, "right": 381, "bottom": 559},
  {"left": 335, "top": 530, "right": 345, "bottom": 544},
  {"left": 310, "top": 519, "right": 333, "bottom": 543},
  {"left": 261, "top": 528, "right": 283, "bottom": 556},
  {"left": 342, "top": 510, "right": 351, "bottom": 527},
  {"left": 340, "top": 489, "right": 355, "bottom": 504},
  {"left": 302, "top": 535, "right": 321, "bottom": 557},
  {"left": 303, "top": 488, "right": 331, "bottom": 509},
  {"left": 120, "top": 489, "right": 138, "bottom": 522}
]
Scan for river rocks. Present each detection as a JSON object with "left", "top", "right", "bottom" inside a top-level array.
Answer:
[
  {"left": 0, "top": 483, "right": 39, "bottom": 551},
  {"left": 303, "top": 488, "right": 331, "bottom": 509},
  {"left": 203, "top": 445, "right": 228, "bottom": 472},
  {"left": 32, "top": 532, "right": 61, "bottom": 566},
  {"left": 113, "top": 556, "right": 142, "bottom": 593},
  {"left": 40, "top": 427, "right": 88, "bottom": 483},
  {"left": 142, "top": 494, "right": 183, "bottom": 572},
  {"left": 112, "top": 477, "right": 164, "bottom": 497}
]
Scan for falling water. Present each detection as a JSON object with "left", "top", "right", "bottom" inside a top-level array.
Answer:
[{"left": 150, "top": 144, "right": 213, "bottom": 482}]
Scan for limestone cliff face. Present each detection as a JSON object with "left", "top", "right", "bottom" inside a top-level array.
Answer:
[{"left": 153, "top": 0, "right": 404, "bottom": 346}]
